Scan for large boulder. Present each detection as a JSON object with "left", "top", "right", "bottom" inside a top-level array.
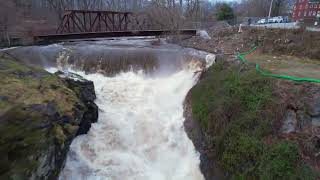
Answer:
[
  {"left": 0, "top": 53, "right": 98, "bottom": 180},
  {"left": 55, "top": 71, "right": 98, "bottom": 135}
]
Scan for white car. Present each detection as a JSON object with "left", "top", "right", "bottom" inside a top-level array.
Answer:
[
  {"left": 268, "top": 16, "right": 284, "bottom": 23},
  {"left": 257, "top": 19, "right": 267, "bottom": 24}
]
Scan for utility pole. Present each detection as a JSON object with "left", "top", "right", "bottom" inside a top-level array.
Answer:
[{"left": 268, "top": 0, "right": 274, "bottom": 19}]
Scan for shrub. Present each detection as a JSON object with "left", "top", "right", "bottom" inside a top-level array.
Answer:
[
  {"left": 216, "top": 3, "right": 235, "bottom": 21},
  {"left": 191, "top": 63, "right": 273, "bottom": 134},
  {"left": 259, "top": 142, "right": 316, "bottom": 180},
  {"left": 221, "top": 134, "right": 263, "bottom": 176}
]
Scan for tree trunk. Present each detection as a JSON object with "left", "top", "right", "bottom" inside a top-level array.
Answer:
[{"left": 5, "top": 30, "right": 10, "bottom": 47}]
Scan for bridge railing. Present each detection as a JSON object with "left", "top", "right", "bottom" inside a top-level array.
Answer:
[{"left": 56, "top": 10, "right": 151, "bottom": 34}]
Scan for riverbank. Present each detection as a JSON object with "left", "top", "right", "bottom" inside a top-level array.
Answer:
[
  {"left": 0, "top": 53, "right": 98, "bottom": 179},
  {"left": 0, "top": 39, "right": 216, "bottom": 179},
  {"left": 1, "top": 31, "right": 320, "bottom": 179},
  {"left": 178, "top": 27, "right": 320, "bottom": 179}
]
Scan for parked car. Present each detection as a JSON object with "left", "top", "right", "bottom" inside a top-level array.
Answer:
[
  {"left": 283, "top": 16, "right": 289, "bottom": 23},
  {"left": 268, "top": 16, "right": 284, "bottom": 23},
  {"left": 257, "top": 19, "right": 267, "bottom": 24}
]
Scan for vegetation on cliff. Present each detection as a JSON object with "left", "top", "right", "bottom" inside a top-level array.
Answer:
[
  {"left": 0, "top": 54, "right": 97, "bottom": 179},
  {"left": 190, "top": 62, "right": 316, "bottom": 179}
]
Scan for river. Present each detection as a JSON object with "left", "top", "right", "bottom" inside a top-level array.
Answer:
[{"left": 7, "top": 37, "right": 215, "bottom": 180}]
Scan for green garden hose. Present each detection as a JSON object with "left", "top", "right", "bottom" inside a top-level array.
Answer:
[{"left": 237, "top": 47, "right": 320, "bottom": 83}]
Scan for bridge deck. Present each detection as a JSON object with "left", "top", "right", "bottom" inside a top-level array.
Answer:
[{"left": 34, "top": 29, "right": 197, "bottom": 44}]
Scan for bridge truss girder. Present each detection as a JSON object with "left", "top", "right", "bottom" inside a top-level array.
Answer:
[{"left": 56, "top": 10, "right": 149, "bottom": 33}]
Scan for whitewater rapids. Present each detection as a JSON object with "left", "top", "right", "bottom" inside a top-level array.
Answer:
[
  {"left": 3, "top": 37, "right": 213, "bottom": 179},
  {"left": 59, "top": 67, "right": 205, "bottom": 180}
]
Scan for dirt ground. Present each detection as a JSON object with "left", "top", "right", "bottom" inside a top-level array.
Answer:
[
  {"left": 246, "top": 50, "right": 320, "bottom": 79},
  {"left": 175, "top": 25, "right": 320, "bottom": 57},
  {"left": 171, "top": 25, "right": 320, "bottom": 80}
]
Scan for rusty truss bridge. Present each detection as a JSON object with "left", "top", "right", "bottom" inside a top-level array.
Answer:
[{"left": 35, "top": 10, "right": 196, "bottom": 43}]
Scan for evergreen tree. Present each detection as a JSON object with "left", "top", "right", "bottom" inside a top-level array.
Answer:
[{"left": 216, "top": 3, "right": 235, "bottom": 21}]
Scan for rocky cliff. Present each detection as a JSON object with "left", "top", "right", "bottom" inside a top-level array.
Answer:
[
  {"left": 0, "top": 53, "right": 98, "bottom": 179},
  {"left": 184, "top": 60, "right": 320, "bottom": 180}
]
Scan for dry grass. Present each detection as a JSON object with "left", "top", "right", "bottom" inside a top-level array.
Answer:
[{"left": 246, "top": 50, "right": 320, "bottom": 80}]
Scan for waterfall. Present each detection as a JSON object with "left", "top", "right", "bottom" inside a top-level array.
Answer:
[
  {"left": 7, "top": 37, "right": 215, "bottom": 180},
  {"left": 59, "top": 67, "right": 205, "bottom": 180}
]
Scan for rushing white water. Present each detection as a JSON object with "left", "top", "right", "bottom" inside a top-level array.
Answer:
[{"left": 59, "top": 67, "right": 205, "bottom": 180}]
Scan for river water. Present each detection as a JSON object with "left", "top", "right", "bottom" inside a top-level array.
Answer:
[
  {"left": 59, "top": 68, "right": 204, "bottom": 180},
  {"left": 7, "top": 37, "right": 214, "bottom": 180}
]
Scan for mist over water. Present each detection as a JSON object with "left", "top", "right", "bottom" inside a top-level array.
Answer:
[{"left": 6, "top": 37, "right": 215, "bottom": 180}]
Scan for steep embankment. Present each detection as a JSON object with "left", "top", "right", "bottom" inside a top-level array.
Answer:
[
  {"left": 0, "top": 53, "right": 98, "bottom": 179},
  {"left": 176, "top": 26, "right": 320, "bottom": 179},
  {"left": 184, "top": 61, "right": 320, "bottom": 179}
]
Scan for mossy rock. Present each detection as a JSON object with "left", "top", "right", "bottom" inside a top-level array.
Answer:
[
  {"left": 0, "top": 56, "right": 81, "bottom": 116},
  {"left": 0, "top": 55, "right": 92, "bottom": 179},
  {"left": 0, "top": 105, "right": 48, "bottom": 179}
]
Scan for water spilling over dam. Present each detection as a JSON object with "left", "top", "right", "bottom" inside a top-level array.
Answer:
[
  {"left": 7, "top": 37, "right": 214, "bottom": 76},
  {"left": 5, "top": 37, "right": 215, "bottom": 180}
]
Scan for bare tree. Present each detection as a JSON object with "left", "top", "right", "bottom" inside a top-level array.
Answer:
[
  {"left": 0, "top": 0, "right": 17, "bottom": 46},
  {"left": 235, "top": 0, "right": 293, "bottom": 17},
  {"left": 0, "top": 0, "right": 227, "bottom": 46}
]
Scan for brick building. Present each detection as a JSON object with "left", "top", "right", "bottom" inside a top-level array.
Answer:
[{"left": 292, "top": 0, "right": 320, "bottom": 21}]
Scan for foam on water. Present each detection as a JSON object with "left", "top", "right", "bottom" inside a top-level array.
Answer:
[{"left": 59, "top": 68, "right": 204, "bottom": 180}]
